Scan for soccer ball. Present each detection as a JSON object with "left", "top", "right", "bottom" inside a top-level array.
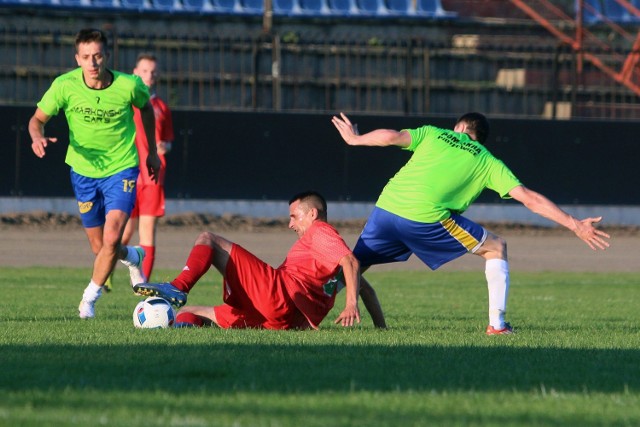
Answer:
[{"left": 133, "top": 297, "right": 175, "bottom": 329}]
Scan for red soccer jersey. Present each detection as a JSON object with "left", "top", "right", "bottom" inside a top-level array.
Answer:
[
  {"left": 133, "top": 94, "right": 174, "bottom": 185},
  {"left": 279, "top": 221, "right": 352, "bottom": 328}
]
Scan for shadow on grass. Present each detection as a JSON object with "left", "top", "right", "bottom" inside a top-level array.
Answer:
[{"left": 1, "top": 343, "right": 637, "bottom": 393}]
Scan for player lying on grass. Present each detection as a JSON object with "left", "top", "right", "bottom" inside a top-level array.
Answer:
[
  {"left": 134, "top": 191, "right": 385, "bottom": 329},
  {"left": 332, "top": 111, "right": 611, "bottom": 335}
]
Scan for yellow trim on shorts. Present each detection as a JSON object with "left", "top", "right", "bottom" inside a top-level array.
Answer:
[{"left": 440, "top": 217, "right": 481, "bottom": 250}]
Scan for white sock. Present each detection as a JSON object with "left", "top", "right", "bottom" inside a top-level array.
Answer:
[
  {"left": 120, "top": 246, "right": 140, "bottom": 267},
  {"left": 485, "top": 258, "right": 509, "bottom": 329},
  {"left": 82, "top": 280, "right": 103, "bottom": 302}
]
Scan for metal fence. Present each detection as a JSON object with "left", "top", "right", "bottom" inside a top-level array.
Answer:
[{"left": 2, "top": 24, "right": 640, "bottom": 119}]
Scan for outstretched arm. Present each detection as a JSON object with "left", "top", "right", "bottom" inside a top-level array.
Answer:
[
  {"left": 359, "top": 275, "right": 387, "bottom": 329},
  {"left": 334, "top": 253, "right": 361, "bottom": 327},
  {"left": 28, "top": 108, "right": 57, "bottom": 158},
  {"left": 509, "top": 185, "right": 610, "bottom": 250},
  {"left": 139, "top": 102, "right": 161, "bottom": 183},
  {"left": 332, "top": 112, "right": 411, "bottom": 148}
]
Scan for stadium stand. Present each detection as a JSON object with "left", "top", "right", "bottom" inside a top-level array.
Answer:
[
  {"left": 92, "top": 0, "right": 119, "bottom": 8},
  {"left": 210, "top": 0, "right": 240, "bottom": 12},
  {"left": 183, "top": 0, "right": 216, "bottom": 12},
  {"left": 298, "top": 0, "right": 330, "bottom": 15},
  {"left": 237, "top": 0, "right": 263, "bottom": 12},
  {"left": 327, "top": 0, "right": 354, "bottom": 13},
  {"left": 581, "top": 0, "right": 640, "bottom": 23},
  {"left": 59, "top": 0, "right": 90, "bottom": 6},
  {"left": 385, "top": 0, "right": 411, "bottom": 15},
  {"left": 355, "top": 0, "right": 387, "bottom": 15},
  {"left": 152, "top": 0, "right": 178, "bottom": 10},
  {"left": 0, "top": 0, "right": 455, "bottom": 16},
  {"left": 120, "top": 0, "right": 149, "bottom": 9},
  {"left": 417, "top": 0, "right": 455, "bottom": 16},
  {"left": 273, "top": 0, "right": 301, "bottom": 15}
]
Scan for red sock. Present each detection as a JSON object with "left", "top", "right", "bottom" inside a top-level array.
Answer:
[
  {"left": 176, "top": 312, "right": 204, "bottom": 327},
  {"left": 171, "top": 244, "right": 214, "bottom": 293},
  {"left": 141, "top": 245, "right": 155, "bottom": 281}
]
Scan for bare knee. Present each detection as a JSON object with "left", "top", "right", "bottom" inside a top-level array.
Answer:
[
  {"left": 195, "top": 231, "right": 216, "bottom": 246},
  {"left": 477, "top": 233, "right": 508, "bottom": 260},
  {"left": 194, "top": 231, "right": 232, "bottom": 253},
  {"left": 101, "top": 229, "right": 121, "bottom": 253}
]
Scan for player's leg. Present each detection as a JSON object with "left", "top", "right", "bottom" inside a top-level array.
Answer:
[
  {"left": 473, "top": 231, "right": 512, "bottom": 335},
  {"left": 137, "top": 215, "right": 158, "bottom": 280},
  {"left": 101, "top": 167, "right": 146, "bottom": 288},
  {"left": 78, "top": 211, "right": 128, "bottom": 320},
  {"left": 78, "top": 226, "right": 106, "bottom": 319},
  {"left": 85, "top": 226, "right": 104, "bottom": 255},
  {"left": 219, "top": 243, "right": 301, "bottom": 329},
  {"left": 71, "top": 170, "right": 108, "bottom": 319},
  {"left": 121, "top": 215, "right": 137, "bottom": 246},
  {"left": 175, "top": 306, "right": 216, "bottom": 327},
  {"left": 133, "top": 231, "right": 225, "bottom": 306},
  {"left": 136, "top": 183, "right": 164, "bottom": 280},
  {"left": 404, "top": 213, "right": 511, "bottom": 334},
  {"left": 105, "top": 201, "right": 138, "bottom": 293},
  {"left": 175, "top": 303, "right": 269, "bottom": 329},
  {"left": 93, "top": 209, "right": 130, "bottom": 286}
]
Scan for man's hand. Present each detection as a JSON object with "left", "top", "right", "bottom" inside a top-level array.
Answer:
[
  {"left": 572, "top": 216, "right": 611, "bottom": 251},
  {"left": 28, "top": 109, "right": 55, "bottom": 158},
  {"left": 331, "top": 112, "right": 359, "bottom": 145},
  {"left": 146, "top": 152, "right": 161, "bottom": 183},
  {"left": 31, "top": 136, "right": 58, "bottom": 158},
  {"left": 334, "top": 303, "right": 361, "bottom": 327},
  {"left": 157, "top": 140, "right": 172, "bottom": 155}
]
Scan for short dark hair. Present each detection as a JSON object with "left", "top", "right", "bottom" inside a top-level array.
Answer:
[
  {"left": 456, "top": 112, "right": 490, "bottom": 144},
  {"left": 75, "top": 28, "right": 109, "bottom": 52},
  {"left": 289, "top": 191, "right": 327, "bottom": 220},
  {"left": 135, "top": 52, "right": 157, "bottom": 66}
]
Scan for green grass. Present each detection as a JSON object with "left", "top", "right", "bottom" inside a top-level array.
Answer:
[{"left": 0, "top": 267, "right": 639, "bottom": 426}]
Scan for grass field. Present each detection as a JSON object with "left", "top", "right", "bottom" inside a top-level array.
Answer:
[{"left": 1, "top": 267, "right": 639, "bottom": 426}]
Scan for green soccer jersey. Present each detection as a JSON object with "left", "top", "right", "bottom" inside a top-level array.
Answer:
[
  {"left": 37, "top": 68, "right": 150, "bottom": 178},
  {"left": 376, "top": 125, "right": 522, "bottom": 223}
]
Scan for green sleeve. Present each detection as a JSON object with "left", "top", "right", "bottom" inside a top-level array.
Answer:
[
  {"left": 405, "top": 126, "right": 435, "bottom": 151},
  {"left": 131, "top": 75, "right": 150, "bottom": 109},
  {"left": 487, "top": 158, "right": 522, "bottom": 199},
  {"left": 36, "top": 78, "right": 64, "bottom": 116}
]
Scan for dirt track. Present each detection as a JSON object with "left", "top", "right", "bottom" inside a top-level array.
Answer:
[{"left": 1, "top": 213, "right": 637, "bottom": 273}]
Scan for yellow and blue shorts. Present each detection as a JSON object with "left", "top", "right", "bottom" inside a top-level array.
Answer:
[
  {"left": 353, "top": 207, "right": 487, "bottom": 270},
  {"left": 70, "top": 167, "right": 139, "bottom": 228}
]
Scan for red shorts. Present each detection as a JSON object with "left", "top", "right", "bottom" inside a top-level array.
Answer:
[
  {"left": 131, "top": 183, "right": 165, "bottom": 218},
  {"left": 213, "top": 244, "right": 310, "bottom": 330}
]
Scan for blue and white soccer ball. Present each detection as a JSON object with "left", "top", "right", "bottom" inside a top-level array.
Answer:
[{"left": 133, "top": 297, "right": 175, "bottom": 329}]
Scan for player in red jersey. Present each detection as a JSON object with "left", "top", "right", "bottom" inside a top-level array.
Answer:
[
  {"left": 134, "top": 191, "right": 371, "bottom": 329},
  {"left": 119, "top": 53, "right": 174, "bottom": 284}
]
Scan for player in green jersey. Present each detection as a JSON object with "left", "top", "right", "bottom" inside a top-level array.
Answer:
[
  {"left": 332, "top": 112, "right": 610, "bottom": 335},
  {"left": 28, "top": 28, "right": 162, "bottom": 319}
]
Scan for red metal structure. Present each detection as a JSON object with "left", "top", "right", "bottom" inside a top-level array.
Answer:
[{"left": 509, "top": 0, "right": 640, "bottom": 96}]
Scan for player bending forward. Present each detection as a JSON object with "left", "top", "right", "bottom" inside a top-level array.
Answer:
[
  {"left": 134, "top": 191, "right": 363, "bottom": 329},
  {"left": 332, "top": 112, "right": 611, "bottom": 335}
]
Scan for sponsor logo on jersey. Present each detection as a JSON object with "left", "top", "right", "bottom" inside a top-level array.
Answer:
[
  {"left": 71, "top": 105, "right": 124, "bottom": 124},
  {"left": 323, "top": 277, "right": 338, "bottom": 297}
]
